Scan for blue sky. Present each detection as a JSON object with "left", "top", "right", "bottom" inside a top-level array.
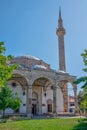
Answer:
[{"left": 0, "top": 0, "right": 87, "bottom": 92}]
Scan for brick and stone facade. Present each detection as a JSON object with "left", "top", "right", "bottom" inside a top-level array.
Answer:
[{"left": 6, "top": 56, "right": 77, "bottom": 116}]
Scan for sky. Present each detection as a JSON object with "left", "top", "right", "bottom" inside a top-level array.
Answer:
[{"left": 0, "top": 0, "right": 87, "bottom": 93}]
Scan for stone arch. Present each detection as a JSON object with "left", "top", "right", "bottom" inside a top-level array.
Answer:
[
  {"left": 32, "top": 76, "right": 53, "bottom": 115},
  {"left": 58, "top": 76, "right": 76, "bottom": 86},
  {"left": 31, "top": 75, "right": 53, "bottom": 87},
  {"left": 7, "top": 73, "right": 29, "bottom": 114},
  {"left": 57, "top": 77, "right": 77, "bottom": 113},
  {"left": 32, "top": 76, "right": 53, "bottom": 93},
  {"left": 9, "top": 73, "right": 29, "bottom": 89},
  {"left": 57, "top": 76, "right": 76, "bottom": 93},
  {"left": 13, "top": 71, "right": 29, "bottom": 86}
]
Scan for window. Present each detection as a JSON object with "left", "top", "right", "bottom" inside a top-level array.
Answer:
[
  {"left": 23, "top": 91, "right": 25, "bottom": 95},
  {"left": 48, "top": 104, "right": 52, "bottom": 112},
  {"left": 12, "top": 82, "right": 17, "bottom": 87},
  {"left": 51, "top": 86, "right": 53, "bottom": 89}
]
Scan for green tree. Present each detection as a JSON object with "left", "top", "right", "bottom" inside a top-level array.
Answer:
[
  {"left": 9, "top": 93, "right": 22, "bottom": 112},
  {"left": 78, "top": 90, "right": 84, "bottom": 106},
  {"left": 74, "top": 49, "right": 87, "bottom": 114},
  {"left": 74, "top": 50, "right": 87, "bottom": 88},
  {"left": 0, "top": 42, "right": 21, "bottom": 118},
  {"left": 78, "top": 89, "right": 87, "bottom": 112},
  {"left": 80, "top": 89, "right": 87, "bottom": 114},
  {"left": 0, "top": 86, "right": 21, "bottom": 117},
  {"left": 0, "top": 42, "right": 18, "bottom": 87}
]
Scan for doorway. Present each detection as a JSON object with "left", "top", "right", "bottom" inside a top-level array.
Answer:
[{"left": 32, "top": 104, "right": 37, "bottom": 115}]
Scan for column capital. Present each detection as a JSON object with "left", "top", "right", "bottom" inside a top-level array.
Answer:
[{"left": 28, "top": 85, "right": 32, "bottom": 89}]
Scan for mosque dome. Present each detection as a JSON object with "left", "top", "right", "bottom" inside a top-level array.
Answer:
[
  {"left": 11, "top": 55, "right": 50, "bottom": 70},
  {"left": 16, "top": 55, "right": 40, "bottom": 61}
]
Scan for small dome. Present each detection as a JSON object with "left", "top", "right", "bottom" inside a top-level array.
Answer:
[
  {"left": 18, "top": 64, "right": 25, "bottom": 68},
  {"left": 16, "top": 55, "right": 40, "bottom": 61},
  {"left": 32, "top": 65, "right": 47, "bottom": 69},
  {"left": 58, "top": 70, "right": 66, "bottom": 73}
]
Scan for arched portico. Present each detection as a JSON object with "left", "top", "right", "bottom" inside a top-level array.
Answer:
[
  {"left": 7, "top": 73, "right": 29, "bottom": 114},
  {"left": 31, "top": 77, "right": 53, "bottom": 115},
  {"left": 57, "top": 77, "right": 77, "bottom": 114},
  {"left": 21, "top": 74, "right": 58, "bottom": 116}
]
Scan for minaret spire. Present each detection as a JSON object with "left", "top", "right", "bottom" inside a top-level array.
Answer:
[
  {"left": 58, "top": 7, "right": 64, "bottom": 29},
  {"left": 59, "top": 7, "right": 62, "bottom": 19},
  {"left": 56, "top": 8, "right": 66, "bottom": 72}
]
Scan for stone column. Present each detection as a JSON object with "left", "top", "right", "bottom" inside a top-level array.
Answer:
[
  {"left": 58, "top": 81, "right": 68, "bottom": 112},
  {"left": 73, "top": 85, "right": 78, "bottom": 113},
  {"left": 53, "top": 84, "right": 57, "bottom": 115},
  {"left": 62, "top": 84, "right": 68, "bottom": 112},
  {"left": 27, "top": 85, "right": 32, "bottom": 117}
]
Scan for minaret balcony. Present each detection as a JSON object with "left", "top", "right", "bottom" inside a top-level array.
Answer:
[{"left": 56, "top": 28, "right": 66, "bottom": 36}]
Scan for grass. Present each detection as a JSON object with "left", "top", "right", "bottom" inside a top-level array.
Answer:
[{"left": 0, "top": 118, "right": 87, "bottom": 130}]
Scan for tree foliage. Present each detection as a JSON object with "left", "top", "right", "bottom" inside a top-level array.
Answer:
[
  {"left": 78, "top": 88, "right": 87, "bottom": 112},
  {"left": 78, "top": 90, "right": 84, "bottom": 105},
  {"left": 74, "top": 49, "right": 87, "bottom": 88},
  {"left": 0, "top": 42, "right": 21, "bottom": 117},
  {"left": 78, "top": 89, "right": 87, "bottom": 112},
  {"left": 74, "top": 49, "right": 87, "bottom": 113},
  {"left": 9, "top": 93, "right": 22, "bottom": 111},
  {"left": 0, "top": 86, "right": 21, "bottom": 117},
  {"left": 0, "top": 42, "right": 18, "bottom": 87}
]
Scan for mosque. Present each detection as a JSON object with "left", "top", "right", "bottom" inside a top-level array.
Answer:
[{"left": 6, "top": 9, "right": 78, "bottom": 116}]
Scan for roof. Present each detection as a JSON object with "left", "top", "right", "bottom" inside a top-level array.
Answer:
[
  {"left": 15, "top": 55, "right": 40, "bottom": 61},
  {"left": 32, "top": 65, "right": 47, "bottom": 69}
]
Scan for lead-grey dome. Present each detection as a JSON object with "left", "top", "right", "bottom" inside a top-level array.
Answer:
[
  {"left": 11, "top": 55, "right": 50, "bottom": 70},
  {"left": 17, "top": 55, "right": 40, "bottom": 61}
]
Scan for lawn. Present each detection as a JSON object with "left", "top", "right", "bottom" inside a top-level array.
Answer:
[{"left": 0, "top": 118, "right": 87, "bottom": 130}]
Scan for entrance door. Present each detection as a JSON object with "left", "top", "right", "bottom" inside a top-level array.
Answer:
[
  {"left": 32, "top": 104, "right": 36, "bottom": 115},
  {"left": 32, "top": 92, "right": 38, "bottom": 115}
]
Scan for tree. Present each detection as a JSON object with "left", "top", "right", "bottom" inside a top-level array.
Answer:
[
  {"left": 74, "top": 49, "right": 87, "bottom": 88},
  {"left": 77, "top": 90, "right": 84, "bottom": 106},
  {"left": 0, "top": 42, "right": 18, "bottom": 87},
  {"left": 80, "top": 100, "right": 87, "bottom": 112},
  {"left": 74, "top": 49, "right": 87, "bottom": 114},
  {"left": 78, "top": 88, "right": 87, "bottom": 114},
  {"left": 9, "top": 93, "right": 22, "bottom": 112},
  {"left": 0, "top": 42, "right": 21, "bottom": 118},
  {"left": 0, "top": 86, "right": 21, "bottom": 117}
]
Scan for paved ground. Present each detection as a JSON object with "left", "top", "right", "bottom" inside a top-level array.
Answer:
[{"left": 32, "top": 115, "right": 87, "bottom": 119}]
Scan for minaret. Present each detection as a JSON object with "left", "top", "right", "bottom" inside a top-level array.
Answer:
[{"left": 56, "top": 8, "right": 66, "bottom": 72}]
